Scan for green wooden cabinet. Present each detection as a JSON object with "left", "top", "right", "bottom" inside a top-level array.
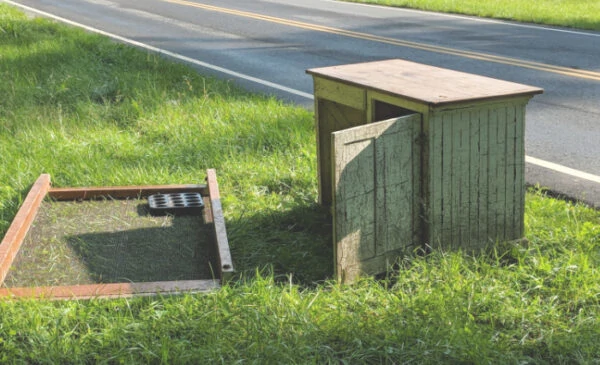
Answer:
[{"left": 307, "top": 59, "right": 543, "bottom": 282}]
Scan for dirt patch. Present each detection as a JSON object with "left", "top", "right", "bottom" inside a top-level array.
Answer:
[{"left": 3, "top": 197, "right": 214, "bottom": 288}]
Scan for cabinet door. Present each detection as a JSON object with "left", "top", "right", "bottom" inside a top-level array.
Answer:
[{"left": 332, "top": 114, "right": 421, "bottom": 283}]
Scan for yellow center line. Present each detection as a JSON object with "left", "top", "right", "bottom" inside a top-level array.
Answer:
[{"left": 164, "top": 0, "right": 600, "bottom": 82}]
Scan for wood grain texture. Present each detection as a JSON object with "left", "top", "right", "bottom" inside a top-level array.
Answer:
[
  {"left": 505, "top": 104, "right": 517, "bottom": 238},
  {"left": 441, "top": 112, "right": 454, "bottom": 247},
  {"left": 0, "top": 174, "right": 50, "bottom": 285},
  {"left": 427, "top": 102, "right": 528, "bottom": 250},
  {"left": 514, "top": 104, "right": 527, "bottom": 236},
  {"left": 49, "top": 184, "right": 208, "bottom": 200},
  {"left": 458, "top": 111, "right": 471, "bottom": 245},
  {"left": 308, "top": 59, "right": 543, "bottom": 107},
  {"left": 333, "top": 114, "right": 420, "bottom": 283},
  {"left": 428, "top": 113, "right": 442, "bottom": 247},
  {"left": 0, "top": 280, "right": 219, "bottom": 300},
  {"left": 206, "top": 169, "right": 234, "bottom": 281},
  {"left": 478, "top": 107, "right": 490, "bottom": 244},
  {"left": 309, "top": 60, "right": 538, "bottom": 270},
  {"left": 314, "top": 77, "right": 366, "bottom": 110},
  {"left": 496, "top": 106, "right": 508, "bottom": 242},
  {"left": 468, "top": 109, "right": 480, "bottom": 247}
]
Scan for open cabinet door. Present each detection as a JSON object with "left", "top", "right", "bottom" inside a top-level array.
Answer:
[{"left": 332, "top": 114, "right": 422, "bottom": 283}]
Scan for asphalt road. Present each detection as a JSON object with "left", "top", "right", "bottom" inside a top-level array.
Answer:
[{"left": 5, "top": 0, "right": 600, "bottom": 207}]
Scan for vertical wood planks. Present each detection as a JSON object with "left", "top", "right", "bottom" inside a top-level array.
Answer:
[
  {"left": 333, "top": 115, "right": 420, "bottom": 282},
  {"left": 428, "top": 114, "right": 443, "bottom": 248},
  {"left": 309, "top": 61, "right": 541, "bottom": 281},
  {"left": 376, "top": 123, "right": 414, "bottom": 255},
  {"left": 468, "top": 108, "right": 480, "bottom": 246},
  {"left": 458, "top": 111, "right": 471, "bottom": 246},
  {"left": 487, "top": 107, "right": 499, "bottom": 243},
  {"left": 333, "top": 128, "right": 376, "bottom": 282},
  {"left": 514, "top": 103, "right": 527, "bottom": 237},
  {"left": 411, "top": 112, "right": 423, "bottom": 247},
  {"left": 505, "top": 104, "right": 517, "bottom": 238},
  {"left": 478, "top": 107, "right": 489, "bottom": 245},
  {"left": 441, "top": 112, "right": 453, "bottom": 247},
  {"left": 450, "top": 111, "right": 461, "bottom": 247},
  {"left": 427, "top": 101, "right": 527, "bottom": 249},
  {"left": 496, "top": 106, "right": 508, "bottom": 241}
]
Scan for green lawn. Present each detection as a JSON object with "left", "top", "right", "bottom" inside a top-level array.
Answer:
[
  {"left": 1, "top": 4, "right": 599, "bottom": 363},
  {"left": 344, "top": 0, "right": 600, "bottom": 31}
]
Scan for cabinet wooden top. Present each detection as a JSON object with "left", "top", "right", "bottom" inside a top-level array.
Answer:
[{"left": 307, "top": 59, "right": 543, "bottom": 106}]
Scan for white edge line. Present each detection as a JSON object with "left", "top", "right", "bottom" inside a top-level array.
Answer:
[
  {"left": 326, "top": 0, "right": 600, "bottom": 37},
  {"left": 2, "top": 0, "right": 314, "bottom": 100},
  {"left": 526, "top": 156, "right": 600, "bottom": 184},
  {"left": 5, "top": 0, "right": 600, "bottom": 185}
]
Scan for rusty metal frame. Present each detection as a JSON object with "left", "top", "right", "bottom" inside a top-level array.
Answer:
[{"left": 0, "top": 169, "right": 233, "bottom": 300}]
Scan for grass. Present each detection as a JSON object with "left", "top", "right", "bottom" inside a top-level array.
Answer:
[
  {"left": 0, "top": 3, "right": 328, "bottom": 282},
  {"left": 343, "top": 0, "right": 600, "bottom": 31},
  {"left": 1, "top": 4, "right": 599, "bottom": 363},
  {"left": 4, "top": 199, "right": 212, "bottom": 287}
]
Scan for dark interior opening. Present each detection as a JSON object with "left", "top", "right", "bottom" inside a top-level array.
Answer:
[{"left": 374, "top": 100, "right": 416, "bottom": 121}]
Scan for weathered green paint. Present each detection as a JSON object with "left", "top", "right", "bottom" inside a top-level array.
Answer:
[
  {"left": 468, "top": 110, "right": 480, "bottom": 247},
  {"left": 314, "top": 77, "right": 365, "bottom": 110},
  {"left": 328, "top": 98, "right": 534, "bottom": 279},
  {"left": 307, "top": 59, "right": 542, "bottom": 282},
  {"left": 505, "top": 105, "right": 517, "bottom": 238},
  {"left": 425, "top": 101, "right": 530, "bottom": 249},
  {"left": 515, "top": 104, "right": 527, "bottom": 236},
  {"left": 332, "top": 115, "right": 421, "bottom": 283},
  {"left": 477, "top": 107, "right": 489, "bottom": 244}
]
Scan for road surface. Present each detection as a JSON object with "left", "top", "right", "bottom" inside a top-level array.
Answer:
[{"left": 5, "top": 0, "right": 600, "bottom": 207}]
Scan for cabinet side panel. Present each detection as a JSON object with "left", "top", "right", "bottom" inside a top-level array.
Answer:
[{"left": 428, "top": 101, "right": 526, "bottom": 250}]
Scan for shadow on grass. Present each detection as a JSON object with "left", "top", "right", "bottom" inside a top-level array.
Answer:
[
  {"left": 226, "top": 203, "right": 333, "bottom": 286},
  {"left": 3, "top": 199, "right": 220, "bottom": 287},
  {"left": 65, "top": 204, "right": 217, "bottom": 283}
]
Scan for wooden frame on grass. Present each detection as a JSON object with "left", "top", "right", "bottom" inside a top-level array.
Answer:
[{"left": 0, "top": 169, "right": 233, "bottom": 300}]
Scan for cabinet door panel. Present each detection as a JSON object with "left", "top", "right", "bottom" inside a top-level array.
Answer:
[{"left": 332, "top": 114, "right": 421, "bottom": 283}]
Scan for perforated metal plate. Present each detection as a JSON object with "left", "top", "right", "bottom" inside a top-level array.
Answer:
[{"left": 148, "top": 193, "right": 204, "bottom": 216}]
